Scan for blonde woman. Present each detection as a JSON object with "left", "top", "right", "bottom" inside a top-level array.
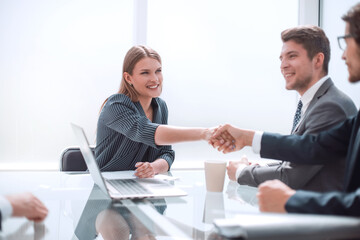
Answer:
[{"left": 96, "top": 45, "right": 213, "bottom": 178}]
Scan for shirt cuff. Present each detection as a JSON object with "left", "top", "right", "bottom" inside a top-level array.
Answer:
[
  {"left": 235, "top": 164, "right": 248, "bottom": 181},
  {"left": 252, "top": 131, "right": 263, "bottom": 154},
  {"left": 0, "top": 196, "right": 13, "bottom": 220}
]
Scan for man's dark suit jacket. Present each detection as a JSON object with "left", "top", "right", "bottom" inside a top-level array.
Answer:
[
  {"left": 261, "top": 109, "right": 360, "bottom": 216},
  {"left": 237, "top": 79, "right": 357, "bottom": 191}
]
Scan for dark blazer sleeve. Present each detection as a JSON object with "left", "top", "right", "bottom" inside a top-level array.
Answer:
[
  {"left": 0, "top": 210, "right": 2, "bottom": 231},
  {"left": 277, "top": 99, "right": 354, "bottom": 189},
  {"left": 238, "top": 91, "right": 355, "bottom": 189},
  {"left": 286, "top": 188, "right": 360, "bottom": 216},
  {"left": 260, "top": 116, "right": 354, "bottom": 165},
  {"left": 237, "top": 163, "right": 282, "bottom": 187},
  {"left": 238, "top": 162, "right": 324, "bottom": 189}
]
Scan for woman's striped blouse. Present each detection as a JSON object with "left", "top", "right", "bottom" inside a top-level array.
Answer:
[{"left": 95, "top": 94, "right": 175, "bottom": 171}]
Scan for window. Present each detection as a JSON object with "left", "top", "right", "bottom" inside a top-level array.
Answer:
[
  {"left": 147, "top": 0, "right": 298, "bottom": 164},
  {"left": 0, "top": 0, "right": 299, "bottom": 169},
  {"left": 0, "top": 0, "right": 133, "bottom": 169},
  {"left": 321, "top": 0, "right": 360, "bottom": 109}
]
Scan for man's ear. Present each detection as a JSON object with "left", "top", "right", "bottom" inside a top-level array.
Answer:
[
  {"left": 314, "top": 52, "right": 325, "bottom": 70},
  {"left": 123, "top": 72, "right": 132, "bottom": 85}
]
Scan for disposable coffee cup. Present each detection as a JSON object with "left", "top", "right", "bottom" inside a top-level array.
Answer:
[{"left": 204, "top": 160, "right": 227, "bottom": 192}]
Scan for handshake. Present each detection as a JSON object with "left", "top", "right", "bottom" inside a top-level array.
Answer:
[
  {"left": 205, "top": 124, "right": 295, "bottom": 214},
  {"left": 206, "top": 124, "right": 255, "bottom": 154}
]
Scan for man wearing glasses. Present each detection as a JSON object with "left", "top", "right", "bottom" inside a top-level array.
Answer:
[
  {"left": 212, "top": 3, "right": 360, "bottom": 216},
  {"left": 227, "top": 25, "right": 356, "bottom": 192}
]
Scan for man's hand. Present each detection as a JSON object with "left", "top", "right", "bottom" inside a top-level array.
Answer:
[
  {"left": 227, "top": 156, "right": 250, "bottom": 181},
  {"left": 257, "top": 180, "right": 296, "bottom": 213},
  {"left": 6, "top": 193, "right": 48, "bottom": 222},
  {"left": 210, "top": 124, "right": 255, "bottom": 153}
]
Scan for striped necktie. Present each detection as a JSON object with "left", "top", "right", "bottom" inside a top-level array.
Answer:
[{"left": 291, "top": 100, "right": 303, "bottom": 133}]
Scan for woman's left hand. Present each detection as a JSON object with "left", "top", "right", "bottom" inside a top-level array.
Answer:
[{"left": 134, "top": 162, "right": 155, "bottom": 178}]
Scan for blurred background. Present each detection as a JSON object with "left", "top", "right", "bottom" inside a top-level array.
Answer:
[{"left": 0, "top": 0, "right": 358, "bottom": 170}]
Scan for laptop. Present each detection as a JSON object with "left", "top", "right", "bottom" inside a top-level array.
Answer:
[{"left": 71, "top": 123, "right": 187, "bottom": 200}]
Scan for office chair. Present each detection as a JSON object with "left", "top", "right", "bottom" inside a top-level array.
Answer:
[{"left": 60, "top": 146, "right": 94, "bottom": 171}]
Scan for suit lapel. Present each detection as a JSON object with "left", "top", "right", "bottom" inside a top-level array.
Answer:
[{"left": 295, "top": 78, "right": 333, "bottom": 134}]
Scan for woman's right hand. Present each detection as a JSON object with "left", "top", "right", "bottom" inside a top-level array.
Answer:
[
  {"left": 207, "top": 125, "right": 235, "bottom": 150},
  {"left": 210, "top": 124, "right": 255, "bottom": 154}
]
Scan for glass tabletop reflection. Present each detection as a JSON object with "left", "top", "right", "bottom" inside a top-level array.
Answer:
[
  {"left": 73, "top": 170, "right": 259, "bottom": 240},
  {"left": 0, "top": 170, "right": 259, "bottom": 240}
]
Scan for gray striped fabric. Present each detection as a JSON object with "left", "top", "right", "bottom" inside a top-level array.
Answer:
[{"left": 95, "top": 94, "right": 174, "bottom": 171}]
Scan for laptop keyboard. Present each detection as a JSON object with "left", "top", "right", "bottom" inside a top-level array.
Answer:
[{"left": 107, "top": 179, "right": 152, "bottom": 195}]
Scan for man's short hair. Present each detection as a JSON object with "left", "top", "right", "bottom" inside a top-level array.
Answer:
[
  {"left": 281, "top": 25, "right": 330, "bottom": 75},
  {"left": 342, "top": 3, "right": 360, "bottom": 46}
]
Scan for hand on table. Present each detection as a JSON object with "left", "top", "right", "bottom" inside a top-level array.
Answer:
[
  {"left": 257, "top": 180, "right": 296, "bottom": 213},
  {"left": 6, "top": 192, "right": 48, "bottom": 222},
  {"left": 227, "top": 155, "right": 250, "bottom": 181},
  {"left": 135, "top": 162, "right": 155, "bottom": 178}
]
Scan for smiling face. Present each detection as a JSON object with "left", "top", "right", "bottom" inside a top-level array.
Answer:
[
  {"left": 342, "top": 23, "right": 360, "bottom": 83},
  {"left": 280, "top": 40, "right": 320, "bottom": 95},
  {"left": 124, "top": 57, "right": 163, "bottom": 103}
]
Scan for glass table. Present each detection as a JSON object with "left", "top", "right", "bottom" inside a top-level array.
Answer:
[{"left": 0, "top": 170, "right": 259, "bottom": 239}]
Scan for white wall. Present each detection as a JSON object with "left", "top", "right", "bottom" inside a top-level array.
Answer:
[
  {"left": 321, "top": 0, "right": 360, "bottom": 109},
  {"left": 0, "top": 0, "right": 300, "bottom": 169},
  {"left": 0, "top": 0, "right": 133, "bottom": 168},
  {"left": 147, "top": 0, "right": 298, "bottom": 164}
]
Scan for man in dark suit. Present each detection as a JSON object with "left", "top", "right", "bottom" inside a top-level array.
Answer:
[
  {"left": 0, "top": 193, "right": 48, "bottom": 230},
  {"left": 227, "top": 26, "right": 357, "bottom": 192},
  {"left": 212, "top": 3, "right": 360, "bottom": 216}
]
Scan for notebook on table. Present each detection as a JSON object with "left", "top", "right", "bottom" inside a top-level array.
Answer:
[{"left": 71, "top": 123, "right": 187, "bottom": 200}]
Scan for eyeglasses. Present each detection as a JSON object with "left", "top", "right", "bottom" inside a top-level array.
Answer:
[{"left": 337, "top": 34, "right": 353, "bottom": 50}]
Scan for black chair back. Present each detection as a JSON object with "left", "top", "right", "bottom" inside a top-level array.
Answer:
[{"left": 60, "top": 147, "right": 94, "bottom": 171}]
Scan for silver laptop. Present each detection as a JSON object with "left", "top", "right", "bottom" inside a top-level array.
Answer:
[{"left": 71, "top": 123, "right": 187, "bottom": 200}]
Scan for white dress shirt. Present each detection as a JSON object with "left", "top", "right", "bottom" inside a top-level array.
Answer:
[
  {"left": 0, "top": 196, "right": 13, "bottom": 220},
  {"left": 235, "top": 76, "right": 330, "bottom": 180}
]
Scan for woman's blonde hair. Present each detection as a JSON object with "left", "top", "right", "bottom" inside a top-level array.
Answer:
[
  {"left": 100, "top": 45, "right": 162, "bottom": 111},
  {"left": 119, "top": 45, "right": 162, "bottom": 101}
]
